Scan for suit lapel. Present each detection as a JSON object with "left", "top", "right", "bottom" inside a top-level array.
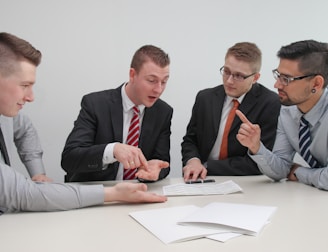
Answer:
[
  {"left": 212, "top": 87, "right": 225, "bottom": 133},
  {"left": 230, "top": 84, "right": 259, "bottom": 132},
  {"left": 139, "top": 106, "right": 156, "bottom": 147},
  {"left": 110, "top": 86, "right": 124, "bottom": 142}
]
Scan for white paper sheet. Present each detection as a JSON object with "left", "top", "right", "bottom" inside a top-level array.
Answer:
[
  {"left": 130, "top": 202, "right": 276, "bottom": 244},
  {"left": 206, "top": 232, "right": 242, "bottom": 242},
  {"left": 162, "top": 180, "right": 242, "bottom": 196},
  {"left": 129, "top": 205, "right": 227, "bottom": 244},
  {"left": 178, "top": 202, "right": 277, "bottom": 236}
]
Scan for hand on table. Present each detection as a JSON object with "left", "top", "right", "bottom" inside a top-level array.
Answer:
[
  {"left": 183, "top": 158, "right": 207, "bottom": 182},
  {"left": 104, "top": 182, "right": 167, "bottom": 203}
]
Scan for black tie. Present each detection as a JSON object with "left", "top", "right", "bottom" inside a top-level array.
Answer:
[{"left": 0, "top": 126, "right": 10, "bottom": 165}]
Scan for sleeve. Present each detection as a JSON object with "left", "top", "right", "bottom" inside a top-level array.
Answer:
[
  {"left": 0, "top": 163, "right": 104, "bottom": 213},
  {"left": 13, "top": 112, "right": 45, "bottom": 177},
  {"left": 250, "top": 115, "right": 295, "bottom": 181}
]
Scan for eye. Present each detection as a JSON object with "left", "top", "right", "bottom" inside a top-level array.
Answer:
[
  {"left": 234, "top": 74, "right": 244, "bottom": 80},
  {"left": 223, "top": 69, "right": 231, "bottom": 75}
]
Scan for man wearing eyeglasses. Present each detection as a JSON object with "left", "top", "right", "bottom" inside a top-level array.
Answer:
[
  {"left": 181, "top": 42, "right": 281, "bottom": 181},
  {"left": 236, "top": 40, "right": 328, "bottom": 190}
]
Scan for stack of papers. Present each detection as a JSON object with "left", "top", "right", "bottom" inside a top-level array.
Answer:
[
  {"left": 129, "top": 202, "right": 277, "bottom": 244},
  {"left": 162, "top": 180, "right": 242, "bottom": 196}
]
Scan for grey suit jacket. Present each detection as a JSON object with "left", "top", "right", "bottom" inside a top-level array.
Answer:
[
  {"left": 0, "top": 113, "right": 45, "bottom": 177},
  {"left": 181, "top": 83, "right": 281, "bottom": 175},
  {"left": 61, "top": 85, "right": 173, "bottom": 182}
]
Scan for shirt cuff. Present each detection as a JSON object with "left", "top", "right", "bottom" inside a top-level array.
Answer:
[{"left": 102, "top": 142, "right": 118, "bottom": 165}]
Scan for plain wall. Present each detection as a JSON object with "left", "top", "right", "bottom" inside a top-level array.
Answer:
[{"left": 1, "top": 0, "right": 325, "bottom": 182}]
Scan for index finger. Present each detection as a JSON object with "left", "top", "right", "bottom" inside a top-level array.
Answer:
[
  {"left": 236, "top": 110, "right": 252, "bottom": 125},
  {"left": 137, "top": 151, "right": 149, "bottom": 170}
]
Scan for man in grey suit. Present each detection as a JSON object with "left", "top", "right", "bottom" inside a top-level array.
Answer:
[
  {"left": 62, "top": 45, "right": 172, "bottom": 182},
  {"left": 0, "top": 32, "right": 167, "bottom": 214},
  {"left": 182, "top": 42, "right": 281, "bottom": 181}
]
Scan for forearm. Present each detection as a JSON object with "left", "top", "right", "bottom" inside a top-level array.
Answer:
[
  {"left": 295, "top": 166, "right": 328, "bottom": 190},
  {"left": 0, "top": 164, "right": 104, "bottom": 213},
  {"left": 250, "top": 143, "right": 292, "bottom": 181}
]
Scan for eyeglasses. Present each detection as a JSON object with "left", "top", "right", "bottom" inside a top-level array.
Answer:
[
  {"left": 220, "top": 66, "right": 256, "bottom": 82},
  {"left": 272, "top": 69, "right": 317, "bottom": 86}
]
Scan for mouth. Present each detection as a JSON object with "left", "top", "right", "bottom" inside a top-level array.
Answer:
[{"left": 277, "top": 90, "right": 286, "bottom": 97}]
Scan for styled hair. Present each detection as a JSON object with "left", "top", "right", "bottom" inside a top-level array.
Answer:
[
  {"left": 277, "top": 40, "right": 328, "bottom": 87},
  {"left": 130, "top": 45, "right": 170, "bottom": 73},
  {"left": 0, "top": 32, "right": 42, "bottom": 77},
  {"left": 225, "top": 42, "right": 262, "bottom": 73}
]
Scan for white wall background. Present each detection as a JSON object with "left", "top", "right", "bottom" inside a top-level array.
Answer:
[{"left": 1, "top": 0, "right": 326, "bottom": 182}]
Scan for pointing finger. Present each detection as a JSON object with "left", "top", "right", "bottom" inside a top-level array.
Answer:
[{"left": 236, "top": 110, "right": 251, "bottom": 125}]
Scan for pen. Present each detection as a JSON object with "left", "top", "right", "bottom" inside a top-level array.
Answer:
[{"left": 186, "top": 179, "right": 216, "bottom": 184}]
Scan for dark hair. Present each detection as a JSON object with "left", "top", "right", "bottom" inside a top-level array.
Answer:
[
  {"left": 225, "top": 42, "right": 262, "bottom": 72},
  {"left": 0, "top": 32, "right": 42, "bottom": 76},
  {"left": 277, "top": 40, "right": 328, "bottom": 87},
  {"left": 130, "top": 45, "right": 170, "bottom": 73}
]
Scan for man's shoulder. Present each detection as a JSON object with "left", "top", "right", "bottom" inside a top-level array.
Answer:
[
  {"left": 84, "top": 86, "right": 121, "bottom": 99},
  {"left": 252, "top": 83, "right": 279, "bottom": 100},
  {"left": 153, "top": 98, "right": 173, "bottom": 112}
]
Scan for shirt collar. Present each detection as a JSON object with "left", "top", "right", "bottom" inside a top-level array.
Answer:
[
  {"left": 225, "top": 93, "right": 246, "bottom": 105},
  {"left": 291, "top": 88, "right": 328, "bottom": 125}
]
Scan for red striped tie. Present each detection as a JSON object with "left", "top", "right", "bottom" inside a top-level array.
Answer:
[{"left": 123, "top": 106, "right": 140, "bottom": 180}]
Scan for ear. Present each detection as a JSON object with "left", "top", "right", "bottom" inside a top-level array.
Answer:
[
  {"left": 129, "top": 68, "right": 136, "bottom": 80},
  {"left": 312, "top": 75, "right": 324, "bottom": 90},
  {"left": 253, "top": 73, "right": 261, "bottom": 83}
]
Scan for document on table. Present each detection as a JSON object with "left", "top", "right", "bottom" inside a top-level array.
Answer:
[
  {"left": 129, "top": 202, "right": 277, "bottom": 244},
  {"left": 178, "top": 202, "right": 277, "bottom": 236},
  {"left": 130, "top": 205, "right": 222, "bottom": 244},
  {"left": 162, "top": 180, "right": 242, "bottom": 196}
]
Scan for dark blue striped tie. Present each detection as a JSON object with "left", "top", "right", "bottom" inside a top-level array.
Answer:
[{"left": 299, "top": 116, "right": 319, "bottom": 168}]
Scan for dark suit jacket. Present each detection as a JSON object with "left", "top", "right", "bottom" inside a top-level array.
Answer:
[
  {"left": 62, "top": 85, "right": 173, "bottom": 182},
  {"left": 181, "top": 83, "right": 281, "bottom": 175}
]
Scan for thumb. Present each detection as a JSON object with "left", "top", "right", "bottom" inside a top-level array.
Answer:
[{"left": 160, "top": 161, "right": 170, "bottom": 168}]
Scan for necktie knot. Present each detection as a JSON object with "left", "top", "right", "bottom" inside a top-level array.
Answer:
[{"left": 232, "top": 99, "right": 239, "bottom": 109}]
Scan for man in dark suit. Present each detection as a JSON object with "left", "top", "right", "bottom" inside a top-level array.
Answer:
[
  {"left": 61, "top": 45, "right": 172, "bottom": 182},
  {"left": 181, "top": 42, "right": 281, "bottom": 181}
]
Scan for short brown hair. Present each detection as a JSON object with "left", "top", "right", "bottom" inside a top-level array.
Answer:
[
  {"left": 130, "top": 45, "right": 170, "bottom": 73},
  {"left": 225, "top": 42, "right": 262, "bottom": 72},
  {"left": 0, "top": 32, "right": 42, "bottom": 76}
]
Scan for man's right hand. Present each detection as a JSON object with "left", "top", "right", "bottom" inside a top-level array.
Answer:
[
  {"left": 236, "top": 110, "right": 261, "bottom": 154},
  {"left": 113, "top": 143, "right": 148, "bottom": 170}
]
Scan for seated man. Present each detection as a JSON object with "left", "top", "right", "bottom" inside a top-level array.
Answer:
[
  {"left": 181, "top": 42, "right": 280, "bottom": 181},
  {"left": 61, "top": 45, "right": 172, "bottom": 182},
  {"left": 237, "top": 39, "right": 328, "bottom": 190}
]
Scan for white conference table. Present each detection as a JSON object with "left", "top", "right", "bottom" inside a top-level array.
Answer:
[{"left": 1, "top": 175, "right": 327, "bottom": 252}]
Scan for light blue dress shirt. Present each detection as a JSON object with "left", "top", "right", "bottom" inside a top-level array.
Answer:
[{"left": 251, "top": 88, "right": 328, "bottom": 190}]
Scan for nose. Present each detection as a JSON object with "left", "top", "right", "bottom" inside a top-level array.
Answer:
[
  {"left": 24, "top": 89, "right": 34, "bottom": 102},
  {"left": 226, "top": 74, "right": 235, "bottom": 83},
  {"left": 153, "top": 82, "right": 164, "bottom": 93},
  {"left": 273, "top": 79, "right": 283, "bottom": 89}
]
